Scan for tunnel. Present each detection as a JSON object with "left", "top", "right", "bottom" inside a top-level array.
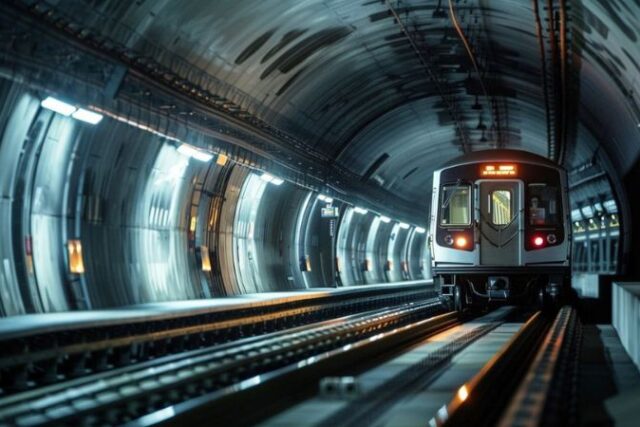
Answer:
[{"left": 0, "top": 1, "right": 638, "bottom": 426}]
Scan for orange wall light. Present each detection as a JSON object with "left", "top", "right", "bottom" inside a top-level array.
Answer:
[{"left": 68, "top": 239, "right": 85, "bottom": 274}]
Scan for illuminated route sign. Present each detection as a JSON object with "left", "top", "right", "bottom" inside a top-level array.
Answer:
[{"left": 481, "top": 164, "right": 517, "bottom": 176}]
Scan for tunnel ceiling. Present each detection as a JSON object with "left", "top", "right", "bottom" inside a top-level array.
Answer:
[{"left": 7, "top": 0, "right": 640, "bottom": 212}]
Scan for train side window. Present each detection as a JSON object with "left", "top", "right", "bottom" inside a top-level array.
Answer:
[
  {"left": 528, "top": 184, "right": 560, "bottom": 225},
  {"left": 491, "top": 190, "right": 512, "bottom": 225},
  {"left": 440, "top": 185, "right": 470, "bottom": 226}
]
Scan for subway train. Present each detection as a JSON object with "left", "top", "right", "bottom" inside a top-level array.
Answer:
[{"left": 429, "top": 150, "right": 571, "bottom": 311}]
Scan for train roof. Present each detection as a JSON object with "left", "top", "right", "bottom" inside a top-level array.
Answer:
[{"left": 438, "top": 149, "right": 563, "bottom": 170}]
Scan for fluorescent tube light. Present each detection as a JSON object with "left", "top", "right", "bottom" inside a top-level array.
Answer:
[
  {"left": 177, "top": 144, "right": 214, "bottom": 162},
  {"left": 260, "top": 173, "right": 283, "bottom": 185},
  {"left": 72, "top": 108, "right": 103, "bottom": 124},
  {"left": 41, "top": 96, "right": 76, "bottom": 116},
  {"left": 260, "top": 173, "right": 274, "bottom": 183}
]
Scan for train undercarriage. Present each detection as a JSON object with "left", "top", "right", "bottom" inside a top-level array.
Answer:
[{"left": 434, "top": 268, "right": 571, "bottom": 312}]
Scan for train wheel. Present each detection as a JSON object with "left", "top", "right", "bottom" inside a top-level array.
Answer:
[{"left": 454, "top": 284, "right": 466, "bottom": 313}]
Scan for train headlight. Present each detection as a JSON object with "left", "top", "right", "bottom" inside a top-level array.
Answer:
[
  {"left": 444, "top": 234, "right": 454, "bottom": 245},
  {"left": 547, "top": 233, "right": 557, "bottom": 244},
  {"left": 533, "top": 236, "right": 545, "bottom": 247},
  {"left": 455, "top": 236, "right": 468, "bottom": 248}
]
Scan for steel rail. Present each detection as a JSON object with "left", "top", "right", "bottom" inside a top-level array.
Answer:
[
  {"left": 0, "top": 285, "right": 432, "bottom": 393},
  {"left": 497, "top": 306, "right": 580, "bottom": 427},
  {"left": 128, "top": 309, "right": 459, "bottom": 427},
  {"left": 0, "top": 300, "right": 447, "bottom": 426},
  {"left": 317, "top": 316, "right": 506, "bottom": 427},
  {"left": 433, "top": 310, "right": 550, "bottom": 426},
  {"left": 0, "top": 299, "right": 440, "bottom": 413}
]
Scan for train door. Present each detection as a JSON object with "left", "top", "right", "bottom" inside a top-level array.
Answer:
[{"left": 477, "top": 180, "right": 523, "bottom": 265}]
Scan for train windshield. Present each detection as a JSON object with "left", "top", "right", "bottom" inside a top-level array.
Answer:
[
  {"left": 528, "top": 183, "right": 561, "bottom": 225},
  {"left": 440, "top": 185, "right": 471, "bottom": 226},
  {"left": 491, "top": 190, "right": 513, "bottom": 225}
]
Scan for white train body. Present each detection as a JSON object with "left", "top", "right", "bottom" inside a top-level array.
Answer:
[{"left": 429, "top": 150, "right": 571, "bottom": 308}]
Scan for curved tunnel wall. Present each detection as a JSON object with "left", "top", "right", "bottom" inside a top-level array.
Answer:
[
  {"left": 336, "top": 207, "right": 370, "bottom": 286},
  {"left": 0, "top": 0, "right": 638, "bottom": 316},
  {"left": 217, "top": 166, "right": 249, "bottom": 296},
  {"left": 364, "top": 217, "right": 387, "bottom": 284},
  {"left": 0, "top": 71, "right": 620, "bottom": 317},
  {"left": 297, "top": 196, "right": 343, "bottom": 288},
  {"left": 231, "top": 172, "right": 310, "bottom": 293},
  {"left": 0, "top": 78, "right": 425, "bottom": 316},
  {"left": 0, "top": 79, "right": 214, "bottom": 315}
]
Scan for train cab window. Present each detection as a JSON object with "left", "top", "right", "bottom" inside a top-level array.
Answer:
[
  {"left": 440, "top": 185, "right": 470, "bottom": 226},
  {"left": 528, "top": 184, "right": 560, "bottom": 225},
  {"left": 491, "top": 190, "right": 512, "bottom": 225}
]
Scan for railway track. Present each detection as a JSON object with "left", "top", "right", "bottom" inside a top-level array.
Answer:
[
  {"left": 0, "top": 300, "right": 582, "bottom": 427},
  {"left": 439, "top": 306, "right": 581, "bottom": 427},
  {"left": 0, "top": 297, "right": 448, "bottom": 426},
  {"left": 0, "top": 283, "right": 433, "bottom": 394},
  {"left": 258, "top": 306, "right": 581, "bottom": 427}
]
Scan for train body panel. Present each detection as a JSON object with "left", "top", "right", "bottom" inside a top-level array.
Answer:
[{"left": 428, "top": 150, "right": 571, "bottom": 309}]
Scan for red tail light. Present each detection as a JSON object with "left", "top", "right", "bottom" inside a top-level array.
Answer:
[{"left": 532, "top": 236, "right": 545, "bottom": 247}]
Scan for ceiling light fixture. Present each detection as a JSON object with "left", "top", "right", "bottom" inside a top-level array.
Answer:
[
  {"left": 72, "top": 108, "right": 103, "bottom": 125},
  {"left": 177, "top": 143, "right": 214, "bottom": 161},
  {"left": 260, "top": 173, "right": 274, "bottom": 183},
  {"left": 41, "top": 96, "right": 76, "bottom": 116},
  {"left": 260, "top": 173, "right": 284, "bottom": 185}
]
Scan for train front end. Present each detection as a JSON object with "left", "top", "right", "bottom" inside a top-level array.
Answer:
[{"left": 429, "top": 150, "right": 571, "bottom": 311}]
